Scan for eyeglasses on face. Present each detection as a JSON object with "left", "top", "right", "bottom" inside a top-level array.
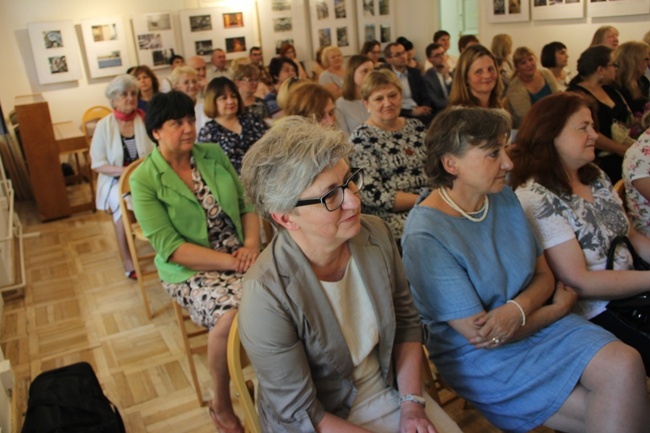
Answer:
[
  {"left": 607, "top": 62, "right": 619, "bottom": 68},
  {"left": 294, "top": 168, "right": 364, "bottom": 212}
]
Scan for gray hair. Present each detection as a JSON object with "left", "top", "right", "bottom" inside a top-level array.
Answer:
[
  {"left": 241, "top": 116, "right": 353, "bottom": 222},
  {"left": 424, "top": 107, "right": 511, "bottom": 188},
  {"left": 105, "top": 74, "right": 138, "bottom": 107},
  {"left": 170, "top": 65, "right": 197, "bottom": 87}
]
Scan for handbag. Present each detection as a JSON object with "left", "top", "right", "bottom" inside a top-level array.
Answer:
[{"left": 605, "top": 235, "right": 650, "bottom": 333}]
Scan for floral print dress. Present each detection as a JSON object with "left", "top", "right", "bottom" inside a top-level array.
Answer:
[{"left": 623, "top": 128, "right": 650, "bottom": 237}]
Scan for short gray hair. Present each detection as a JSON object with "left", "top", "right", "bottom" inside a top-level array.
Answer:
[
  {"left": 424, "top": 107, "right": 511, "bottom": 188},
  {"left": 105, "top": 74, "right": 138, "bottom": 107},
  {"left": 241, "top": 116, "right": 352, "bottom": 222}
]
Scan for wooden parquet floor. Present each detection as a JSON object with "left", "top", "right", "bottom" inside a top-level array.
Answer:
[{"left": 1, "top": 197, "right": 553, "bottom": 433}]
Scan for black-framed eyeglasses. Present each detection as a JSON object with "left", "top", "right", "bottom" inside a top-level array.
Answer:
[{"left": 295, "top": 168, "right": 364, "bottom": 212}]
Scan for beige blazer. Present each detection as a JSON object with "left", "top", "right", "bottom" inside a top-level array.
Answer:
[{"left": 239, "top": 215, "right": 423, "bottom": 432}]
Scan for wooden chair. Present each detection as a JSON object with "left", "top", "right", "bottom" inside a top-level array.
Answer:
[
  {"left": 172, "top": 302, "right": 209, "bottom": 406},
  {"left": 81, "top": 105, "right": 112, "bottom": 145},
  {"left": 614, "top": 179, "right": 626, "bottom": 211},
  {"left": 117, "top": 159, "right": 158, "bottom": 319},
  {"left": 421, "top": 346, "right": 465, "bottom": 408},
  {"left": 227, "top": 313, "right": 260, "bottom": 433}
]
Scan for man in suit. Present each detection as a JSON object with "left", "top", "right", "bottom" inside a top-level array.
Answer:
[
  {"left": 383, "top": 42, "right": 432, "bottom": 124},
  {"left": 423, "top": 43, "right": 452, "bottom": 115}
]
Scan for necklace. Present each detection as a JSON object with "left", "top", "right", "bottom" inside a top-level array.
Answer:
[{"left": 438, "top": 187, "right": 489, "bottom": 223}]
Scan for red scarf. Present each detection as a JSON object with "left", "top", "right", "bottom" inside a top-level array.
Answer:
[{"left": 113, "top": 108, "right": 144, "bottom": 121}]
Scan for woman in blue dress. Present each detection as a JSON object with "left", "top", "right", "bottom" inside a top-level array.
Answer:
[{"left": 401, "top": 106, "right": 648, "bottom": 433}]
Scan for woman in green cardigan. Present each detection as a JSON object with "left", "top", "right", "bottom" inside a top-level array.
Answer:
[{"left": 130, "top": 91, "right": 259, "bottom": 433}]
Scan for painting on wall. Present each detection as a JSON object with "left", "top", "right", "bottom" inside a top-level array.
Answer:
[
  {"left": 27, "top": 20, "right": 81, "bottom": 84},
  {"left": 356, "top": 0, "right": 395, "bottom": 48},
  {"left": 486, "top": 0, "right": 530, "bottom": 23},
  {"left": 132, "top": 12, "right": 179, "bottom": 69},
  {"left": 258, "top": 0, "right": 310, "bottom": 66},
  {"left": 587, "top": 0, "right": 650, "bottom": 17},
  {"left": 532, "top": 0, "right": 584, "bottom": 20},
  {"left": 309, "top": 0, "right": 358, "bottom": 55},
  {"left": 180, "top": 6, "right": 256, "bottom": 61},
  {"left": 81, "top": 16, "right": 131, "bottom": 78}
]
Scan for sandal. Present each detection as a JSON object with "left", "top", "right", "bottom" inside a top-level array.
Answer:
[{"left": 208, "top": 406, "right": 244, "bottom": 433}]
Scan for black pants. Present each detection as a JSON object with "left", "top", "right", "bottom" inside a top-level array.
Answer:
[{"left": 591, "top": 309, "right": 650, "bottom": 376}]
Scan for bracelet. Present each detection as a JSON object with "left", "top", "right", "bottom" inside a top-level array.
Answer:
[
  {"left": 507, "top": 300, "right": 526, "bottom": 326},
  {"left": 398, "top": 394, "right": 426, "bottom": 407}
]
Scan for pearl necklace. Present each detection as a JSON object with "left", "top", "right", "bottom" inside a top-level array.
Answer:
[{"left": 438, "top": 187, "right": 489, "bottom": 223}]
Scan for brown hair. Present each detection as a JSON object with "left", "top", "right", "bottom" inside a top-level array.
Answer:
[
  {"left": 511, "top": 46, "right": 536, "bottom": 77},
  {"left": 448, "top": 44, "right": 503, "bottom": 108},
  {"left": 232, "top": 63, "right": 260, "bottom": 82},
  {"left": 590, "top": 25, "right": 619, "bottom": 47},
  {"left": 614, "top": 41, "right": 650, "bottom": 101},
  {"left": 341, "top": 55, "right": 372, "bottom": 101},
  {"left": 203, "top": 77, "right": 244, "bottom": 118},
  {"left": 283, "top": 83, "right": 333, "bottom": 123},
  {"left": 131, "top": 65, "right": 159, "bottom": 95},
  {"left": 510, "top": 92, "right": 600, "bottom": 196}
]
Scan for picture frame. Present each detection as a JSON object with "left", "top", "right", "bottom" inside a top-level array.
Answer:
[
  {"left": 257, "top": 0, "right": 310, "bottom": 63},
  {"left": 27, "top": 20, "right": 81, "bottom": 84},
  {"left": 309, "top": 0, "right": 358, "bottom": 56},
  {"left": 179, "top": 6, "right": 256, "bottom": 61},
  {"left": 131, "top": 12, "right": 179, "bottom": 70},
  {"left": 532, "top": 0, "right": 584, "bottom": 20},
  {"left": 485, "top": 0, "right": 530, "bottom": 23},
  {"left": 355, "top": 0, "right": 395, "bottom": 48},
  {"left": 587, "top": 0, "right": 650, "bottom": 17},
  {"left": 80, "top": 16, "right": 132, "bottom": 78}
]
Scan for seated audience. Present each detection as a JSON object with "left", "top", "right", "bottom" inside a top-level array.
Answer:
[
  {"left": 383, "top": 42, "right": 432, "bottom": 123},
  {"left": 265, "top": 57, "right": 298, "bottom": 118},
  {"left": 248, "top": 46, "right": 274, "bottom": 86},
  {"left": 319, "top": 46, "right": 346, "bottom": 99},
  {"left": 568, "top": 45, "right": 633, "bottom": 183},
  {"left": 458, "top": 34, "right": 479, "bottom": 54},
  {"left": 284, "top": 82, "right": 336, "bottom": 127},
  {"left": 187, "top": 55, "right": 208, "bottom": 99},
  {"left": 207, "top": 48, "right": 231, "bottom": 80},
  {"left": 232, "top": 63, "right": 270, "bottom": 120},
  {"left": 90, "top": 74, "right": 155, "bottom": 279},
  {"left": 511, "top": 92, "right": 650, "bottom": 374},
  {"left": 131, "top": 65, "right": 159, "bottom": 112},
  {"left": 590, "top": 25, "right": 620, "bottom": 49},
  {"left": 279, "top": 43, "right": 309, "bottom": 79},
  {"left": 396, "top": 36, "right": 424, "bottom": 73},
  {"left": 335, "top": 55, "right": 373, "bottom": 134},
  {"left": 506, "top": 47, "right": 560, "bottom": 128},
  {"left": 130, "top": 91, "right": 260, "bottom": 433},
  {"left": 491, "top": 34, "right": 514, "bottom": 90},
  {"left": 198, "top": 77, "right": 268, "bottom": 174},
  {"left": 170, "top": 66, "right": 205, "bottom": 132},
  {"left": 402, "top": 105, "right": 649, "bottom": 433},
  {"left": 449, "top": 44, "right": 503, "bottom": 109},
  {"left": 238, "top": 115, "right": 462, "bottom": 433},
  {"left": 423, "top": 43, "right": 452, "bottom": 115},
  {"left": 360, "top": 40, "right": 383, "bottom": 68},
  {"left": 541, "top": 42, "right": 571, "bottom": 91},
  {"left": 614, "top": 41, "right": 650, "bottom": 117},
  {"left": 311, "top": 46, "right": 326, "bottom": 83},
  {"left": 349, "top": 70, "right": 428, "bottom": 239},
  {"left": 159, "top": 54, "right": 185, "bottom": 92},
  {"left": 624, "top": 126, "right": 650, "bottom": 237},
  {"left": 432, "top": 30, "right": 456, "bottom": 71}
]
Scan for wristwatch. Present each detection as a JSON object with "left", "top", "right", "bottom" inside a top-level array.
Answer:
[{"left": 398, "top": 394, "right": 426, "bottom": 407}]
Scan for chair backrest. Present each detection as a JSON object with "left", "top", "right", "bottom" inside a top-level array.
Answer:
[
  {"left": 118, "top": 159, "right": 143, "bottom": 223},
  {"left": 613, "top": 179, "right": 626, "bottom": 211},
  {"left": 227, "top": 314, "right": 260, "bottom": 433},
  {"left": 81, "top": 106, "right": 112, "bottom": 144}
]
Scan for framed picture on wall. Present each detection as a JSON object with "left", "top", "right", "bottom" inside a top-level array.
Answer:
[
  {"left": 257, "top": 0, "right": 310, "bottom": 68},
  {"left": 80, "top": 16, "right": 132, "bottom": 78},
  {"left": 532, "top": 0, "right": 584, "bottom": 20},
  {"left": 132, "top": 12, "right": 179, "bottom": 69},
  {"left": 355, "top": 0, "right": 395, "bottom": 48},
  {"left": 27, "top": 20, "right": 81, "bottom": 84},
  {"left": 587, "top": 0, "right": 650, "bottom": 17},
  {"left": 180, "top": 6, "right": 256, "bottom": 61},
  {"left": 309, "top": 0, "right": 358, "bottom": 55},
  {"left": 485, "top": 0, "right": 530, "bottom": 23}
]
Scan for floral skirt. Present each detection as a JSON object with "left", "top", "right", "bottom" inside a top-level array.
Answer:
[{"left": 162, "top": 270, "right": 243, "bottom": 330}]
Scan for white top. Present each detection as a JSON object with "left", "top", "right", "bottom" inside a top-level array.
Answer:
[
  {"left": 623, "top": 128, "right": 650, "bottom": 237},
  {"left": 335, "top": 98, "right": 369, "bottom": 135}
]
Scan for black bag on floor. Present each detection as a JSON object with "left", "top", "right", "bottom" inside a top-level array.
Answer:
[{"left": 21, "top": 362, "right": 125, "bottom": 433}]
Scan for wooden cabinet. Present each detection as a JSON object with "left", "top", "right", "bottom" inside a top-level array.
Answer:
[{"left": 14, "top": 95, "right": 94, "bottom": 221}]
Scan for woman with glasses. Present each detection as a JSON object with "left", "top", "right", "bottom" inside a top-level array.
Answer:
[
  {"left": 238, "top": 116, "right": 461, "bottom": 433},
  {"left": 360, "top": 40, "right": 383, "bottom": 68},
  {"left": 232, "top": 63, "right": 271, "bottom": 120},
  {"left": 131, "top": 91, "right": 260, "bottom": 432},
  {"left": 90, "top": 74, "right": 155, "bottom": 279},
  {"left": 567, "top": 45, "right": 633, "bottom": 183}
]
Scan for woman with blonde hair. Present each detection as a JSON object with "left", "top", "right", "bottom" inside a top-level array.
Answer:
[
  {"left": 449, "top": 44, "right": 503, "bottom": 109},
  {"left": 336, "top": 54, "right": 374, "bottom": 134},
  {"left": 590, "top": 25, "right": 619, "bottom": 49},
  {"left": 284, "top": 82, "right": 336, "bottom": 127},
  {"left": 505, "top": 46, "right": 560, "bottom": 128},
  {"left": 491, "top": 34, "right": 514, "bottom": 89},
  {"left": 614, "top": 41, "right": 650, "bottom": 115},
  {"left": 319, "top": 46, "right": 346, "bottom": 99}
]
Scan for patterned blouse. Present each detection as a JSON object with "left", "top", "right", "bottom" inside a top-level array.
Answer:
[
  {"left": 515, "top": 170, "right": 632, "bottom": 320},
  {"left": 349, "top": 118, "right": 427, "bottom": 238},
  {"left": 623, "top": 128, "right": 650, "bottom": 237},
  {"left": 197, "top": 111, "right": 268, "bottom": 174}
]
